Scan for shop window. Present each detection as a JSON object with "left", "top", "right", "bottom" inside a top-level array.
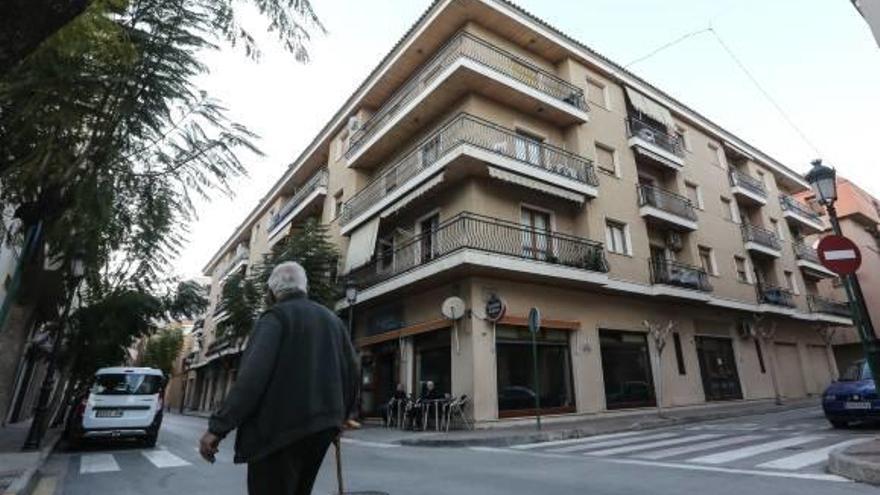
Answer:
[
  {"left": 673, "top": 332, "right": 687, "bottom": 375},
  {"left": 599, "top": 329, "right": 656, "bottom": 409},
  {"left": 414, "top": 329, "right": 451, "bottom": 398}
]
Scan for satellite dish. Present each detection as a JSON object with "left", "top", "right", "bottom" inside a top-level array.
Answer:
[{"left": 441, "top": 296, "right": 466, "bottom": 320}]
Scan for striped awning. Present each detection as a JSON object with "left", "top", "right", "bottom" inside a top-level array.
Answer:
[
  {"left": 625, "top": 86, "right": 674, "bottom": 128},
  {"left": 488, "top": 167, "right": 584, "bottom": 203},
  {"left": 380, "top": 173, "right": 445, "bottom": 219}
]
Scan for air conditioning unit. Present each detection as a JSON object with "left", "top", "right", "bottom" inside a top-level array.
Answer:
[
  {"left": 347, "top": 115, "right": 361, "bottom": 132},
  {"left": 737, "top": 320, "right": 755, "bottom": 340},
  {"left": 665, "top": 231, "right": 683, "bottom": 251}
]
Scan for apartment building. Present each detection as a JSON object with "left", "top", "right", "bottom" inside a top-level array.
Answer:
[{"left": 187, "top": 0, "right": 854, "bottom": 424}]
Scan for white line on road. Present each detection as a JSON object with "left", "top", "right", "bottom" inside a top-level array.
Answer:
[
  {"left": 603, "top": 458, "right": 850, "bottom": 483},
  {"left": 80, "top": 454, "right": 120, "bottom": 474},
  {"left": 550, "top": 433, "right": 680, "bottom": 454},
  {"left": 756, "top": 438, "right": 874, "bottom": 470},
  {"left": 340, "top": 438, "right": 400, "bottom": 449},
  {"left": 585, "top": 434, "right": 723, "bottom": 457},
  {"left": 142, "top": 449, "right": 192, "bottom": 468},
  {"left": 635, "top": 435, "right": 767, "bottom": 460},
  {"left": 688, "top": 435, "right": 824, "bottom": 465},
  {"left": 511, "top": 431, "right": 645, "bottom": 450}
]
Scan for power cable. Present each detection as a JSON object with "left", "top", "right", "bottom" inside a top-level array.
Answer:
[{"left": 624, "top": 27, "right": 713, "bottom": 68}]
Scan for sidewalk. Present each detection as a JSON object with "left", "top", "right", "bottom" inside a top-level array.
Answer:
[
  {"left": 0, "top": 421, "right": 62, "bottom": 495},
  {"left": 396, "top": 397, "right": 819, "bottom": 447},
  {"left": 829, "top": 438, "right": 880, "bottom": 485}
]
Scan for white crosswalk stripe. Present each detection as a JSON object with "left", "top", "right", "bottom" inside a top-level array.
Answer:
[
  {"left": 634, "top": 434, "right": 767, "bottom": 460},
  {"left": 584, "top": 434, "right": 723, "bottom": 457},
  {"left": 688, "top": 435, "right": 825, "bottom": 465},
  {"left": 549, "top": 432, "right": 679, "bottom": 453},
  {"left": 79, "top": 454, "right": 120, "bottom": 474},
  {"left": 756, "top": 438, "right": 874, "bottom": 470},
  {"left": 142, "top": 449, "right": 192, "bottom": 468},
  {"left": 511, "top": 431, "right": 645, "bottom": 450}
]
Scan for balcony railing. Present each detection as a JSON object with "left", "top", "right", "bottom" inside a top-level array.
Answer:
[
  {"left": 340, "top": 114, "right": 598, "bottom": 226},
  {"left": 779, "top": 195, "right": 822, "bottom": 223},
  {"left": 268, "top": 169, "right": 328, "bottom": 232},
  {"left": 346, "top": 31, "right": 586, "bottom": 159},
  {"left": 807, "top": 295, "right": 851, "bottom": 318},
  {"left": 626, "top": 116, "right": 685, "bottom": 157},
  {"left": 741, "top": 223, "right": 781, "bottom": 251},
  {"left": 637, "top": 184, "right": 697, "bottom": 220},
  {"left": 650, "top": 259, "right": 713, "bottom": 292},
  {"left": 346, "top": 212, "right": 608, "bottom": 289},
  {"left": 793, "top": 242, "right": 820, "bottom": 264},
  {"left": 728, "top": 169, "right": 767, "bottom": 198},
  {"left": 219, "top": 247, "right": 249, "bottom": 280},
  {"left": 757, "top": 283, "right": 795, "bottom": 307}
]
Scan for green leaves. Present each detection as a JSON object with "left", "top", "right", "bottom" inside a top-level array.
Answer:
[{"left": 140, "top": 326, "right": 185, "bottom": 377}]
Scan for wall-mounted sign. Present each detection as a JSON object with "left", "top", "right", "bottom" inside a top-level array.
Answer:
[{"left": 485, "top": 294, "right": 506, "bottom": 323}]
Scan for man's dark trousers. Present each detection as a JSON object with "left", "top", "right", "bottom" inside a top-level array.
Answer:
[{"left": 246, "top": 428, "right": 338, "bottom": 495}]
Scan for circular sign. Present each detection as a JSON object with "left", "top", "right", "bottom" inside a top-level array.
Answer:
[
  {"left": 528, "top": 307, "right": 541, "bottom": 334},
  {"left": 485, "top": 295, "right": 506, "bottom": 323},
  {"left": 817, "top": 235, "right": 862, "bottom": 275}
]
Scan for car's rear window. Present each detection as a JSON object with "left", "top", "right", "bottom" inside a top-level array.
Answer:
[{"left": 91, "top": 373, "right": 163, "bottom": 395}]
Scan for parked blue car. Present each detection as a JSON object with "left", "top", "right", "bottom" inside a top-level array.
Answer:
[{"left": 822, "top": 359, "right": 879, "bottom": 428}]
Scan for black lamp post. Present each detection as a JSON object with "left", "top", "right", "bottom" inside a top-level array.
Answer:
[
  {"left": 805, "top": 159, "right": 880, "bottom": 380},
  {"left": 345, "top": 280, "right": 358, "bottom": 338}
]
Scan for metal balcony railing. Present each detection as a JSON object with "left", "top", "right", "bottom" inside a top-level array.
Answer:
[
  {"left": 793, "top": 242, "right": 820, "bottom": 264},
  {"left": 807, "top": 295, "right": 851, "bottom": 318},
  {"left": 219, "top": 248, "right": 249, "bottom": 280},
  {"left": 340, "top": 114, "right": 598, "bottom": 226},
  {"left": 346, "top": 31, "right": 586, "bottom": 159},
  {"left": 779, "top": 195, "right": 822, "bottom": 223},
  {"left": 757, "top": 283, "right": 796, "bottom": 307},
  {"left": 637, "top": 184, "right": 697, "bottom": 221},
  {"left": 268, "top": 169, "right": 328, "bottom": 232},
  {"left": 346, "top": 212, "right": 608, "bottom": 289},
  {"left": 649, "top": 259, "right": 713, "bottom": 292},
  {"left": 741, "top": 223, "right": 781, "bottom": 251},
  {"left": 626, "top": 116, "right": 685, "bottom": 157},
  {"left": 728, "top": 169, "right": 767, "bottom": 198}
]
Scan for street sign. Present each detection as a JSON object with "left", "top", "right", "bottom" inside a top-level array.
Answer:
[
  {"left": 817, "top": 235, "right": 862, "bottom": 275},
  {"left": 485, "top": 295, "right": 506, "bottom": 323},
  {"left": 528, "top": 307, "right": 541, "bottom": 334}
]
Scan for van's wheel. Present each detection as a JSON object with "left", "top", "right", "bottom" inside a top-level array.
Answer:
[{"left": 829, "top": 419, "right": 849, "bottom": 429}]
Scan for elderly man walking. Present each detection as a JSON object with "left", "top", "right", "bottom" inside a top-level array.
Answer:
[{"left": 199, "top": 261, "right": 359, "bottom": 495}]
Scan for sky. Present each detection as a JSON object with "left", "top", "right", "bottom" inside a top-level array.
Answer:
[{"left": 175, "top": 0, "right": 880, "bottom": 279}]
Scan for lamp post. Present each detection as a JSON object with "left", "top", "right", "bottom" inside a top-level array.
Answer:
[
  {"left": 345, "top": 280, "right": 358, "bottom": 338},
  {"left": 23, "top": 253, "right": 86, "bottom": 450},
  {"left": 805, "top": 159, "right": 880, "bottom": 381}
]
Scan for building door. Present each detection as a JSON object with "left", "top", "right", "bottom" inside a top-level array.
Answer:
[
  {"left": 521, "top": 207, "right": 551, "bottom": 260},
  {"left": 807, "top": 344, "right": 833, "bottom": 394},
  {"left": 514, "top": 130, "right": 543, "bottom": 166},
  {"left": 776, "top": 343, "right": 807, "bottom": 398},
  {"left": 695, "top": 336, "right": 743, "bottom": 401},
  {"left": 599, "top": 329, "right": 656, "bottom": 409},
  {"left": 361, "top": 341, "right": 399, "bottom": 417},
  {"left": 418, "top": 214, "right": 440, "bottom": 264},
  {"left": 414, "top": 329, "right": 451, "bottom": 398}
]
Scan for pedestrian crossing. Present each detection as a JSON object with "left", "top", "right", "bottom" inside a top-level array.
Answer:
[{"left": 77, "top": 446, "right": 194, "bottom": 475}]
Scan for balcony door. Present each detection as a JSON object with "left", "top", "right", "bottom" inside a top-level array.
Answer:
[
  {"left": 521, "top": 207, "right": 551, "bottom": 261},
  {"left": 417, "top": 213, "right": 440, "bottom": 264},
  {"left": 514, "top": 129, "right": 544, "bottom": 166}
]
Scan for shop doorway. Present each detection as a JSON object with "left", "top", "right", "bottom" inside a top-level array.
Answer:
[
  {"left": 414, "top": 330, "right": 451, "bottom": 398},
  {"left": 600, "top": 329, "right": 656, "bottom": 409},
  {"left": 695, "top": 336, "right": 743, "bottom": 401},
  {"left": 361, "top": 341, "right": 400, "bottom": 417}
]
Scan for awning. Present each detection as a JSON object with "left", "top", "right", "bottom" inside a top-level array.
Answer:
[
  {"left": 380, "top": 173, "right": 445, "bottom": 219},
  {"left": 488, "top": 167, "right": 584, "bottom": 203},
  {"left": 625, "top": 87, "right": 674, "bottom": 128},
  {"left": 344, "top": 217, "right": 380, "bottom": 273},
  {"left": 723, "top": 140, "right": 754, "bottom": 161}
]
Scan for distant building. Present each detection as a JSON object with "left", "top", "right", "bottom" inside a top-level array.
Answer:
[{"left": 853, "top": 0, "right": 880, "bottom": 47}]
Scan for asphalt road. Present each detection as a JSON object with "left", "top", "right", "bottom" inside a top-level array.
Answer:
[{"left": 35, "top": 408, "right": 880, "bottom": 495}]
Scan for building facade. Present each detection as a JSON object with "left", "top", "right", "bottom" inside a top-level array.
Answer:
[{"left": 188, "top": 0, "right": 854, "bottom": 425}]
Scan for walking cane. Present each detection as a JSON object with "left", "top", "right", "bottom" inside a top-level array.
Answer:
[{"left": 334, "top": 436, "right": 344, "bottom": 495}]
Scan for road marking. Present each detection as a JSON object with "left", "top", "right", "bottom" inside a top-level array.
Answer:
[
  {"left": 635, "top": 434, "right": 767, "bottom": 460},
  {"left": 550, "top": 433, "right": 679, "bottom": 453},
  {"left": 688, "top": 435, "right": 824, "bottom": 464},
  {"left": 756, "top": 438, "right": 874, "bottom": 470},
  {"left": 340, "top": 438, "right": 400, "bottom": 449},
  {"left": 585, "top": 434, "right": 723, "bottom": 457},
  {"left": 80, "top": 454, "right": 120, "bottom": 474},
  {"left": 603, "top": 458, "right": 850, "bottom": 483},
  {"left": 142, "top": 449, "right": 192, "bottom": 468},
  {"left": 469, "top": 446, "right": 586, "bottom": 460},
  {"left": 511, "top": 431, "right": 645, "bottom": 450}
]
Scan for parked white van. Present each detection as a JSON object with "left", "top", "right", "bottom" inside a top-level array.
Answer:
[{"left": 66, "top": 367, "right": 165, "bottom": 447}]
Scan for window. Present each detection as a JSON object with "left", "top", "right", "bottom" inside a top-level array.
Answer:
[
  {"left": 673, "top": 333, "right": 687, "bottom": 375},
  {"left": 756, "top": 170, "right": 767, "bottom": 189},
  {"left": 721, "top": 197, "right": 738, "bottom": 222},
  {"left": 685, "top": 182, "right": 702, "bottom": 209},
  {"left": 674, "top": 125, "right": 689, "bottom": 151},
  {"left": 698, "top": 246, "right": 715, "bottom": 275},
  {"left": 514, "top": 129, "right": 544, "bottom": 166},
  {"left": 734, "top": 256, "right": 750, "bottom": 283},
  {"left": 754, "top": 339, "right": 766, "bottom": 374},
  {"left": 378, "top": 237, "right": 395, "bottom": 271},
  {"left": 417, "top": 213, "right": 440, "bottom": 263},
  {"left": 595, "top": 142, "right": 617, "bottom": 175},
  {"left": 333, "top": 190, "right": 344, "bottom": 219},
  {"left": 770, "top": 218, "right": 784, "bottom": 241},
  {"left": 521, "top": 207, "right": 552, "bottom": 260},
  {"left": 784, "top": 270, "right": 799, "bottom": 294},
  {"left": 335, "top": 131, "right": 349, "bottom": 161},
  {"left": 586, "top": 78, "right": 607, "bottom": 108},
  {"left": 605, "top": 220, "right": 629, "bottom": 255},
  {"left": 497, "top": 326, "right": 575, "bottom": 416},
  {"left": 707, "top": 143, "right": 724, "bottom": 168}
]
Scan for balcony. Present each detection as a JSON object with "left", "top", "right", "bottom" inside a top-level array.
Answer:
[
  {"left": 728, "top": 169, "right": 767, "bottom": 206},
  {"left": 741, "top": 223, "right": 782, "bottom": 258},
  {"left": 339, "top": 114, "right": 599, "bottom": 233},
  {"left": 650, "top": 259, "right": 713, "bottom": 293},
  {"left": 219, "top": 245, "right": 249, "bottom": 281},
  {"left": 757, "top": 284, "right": 795, "bottom": 308},
  {"left": 637, "top": 184, "right": 698, "bottom": 231},
  {"left": 345, "top": 31, "right": 588, "bottom": 168},
  {"left": 807, "top": 295, "right": 851, "bottom": 318},
  {"left": 626, "top": 116, "right": 685, "bottom": 171},
  {"left": 793, "top": 242, "right": 835, "bottom": 278},
  {"left": 267, "top": 169, "right": 328, "bottom": 238},
  {"left": 779, "top": 195, "right": 824, "bottom": 234},
  {"left": 346, "top": 212, "right": 608, "bottom": 295}
]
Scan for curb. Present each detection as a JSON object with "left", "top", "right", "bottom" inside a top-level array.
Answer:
[
  {"left": 828, "top": 441, "right": 880, "bottom": 485},
  {"left": 1, "top": 432, "right": 63, "bottom": 495}
]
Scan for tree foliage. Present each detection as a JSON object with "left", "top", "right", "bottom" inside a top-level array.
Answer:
[
  {"left": 217, "top": 218, "right": 339, "bottom": 340},
  {"left": 140, "top": 326, "right": 185, "bottom": 377}
]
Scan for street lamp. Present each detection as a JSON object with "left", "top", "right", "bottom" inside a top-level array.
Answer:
[
  {"left": 805, "top": 159, "right": 880, "bottom": 381},
  {"left": 345, "top": 280, "right": 358, "bottom": 338}
]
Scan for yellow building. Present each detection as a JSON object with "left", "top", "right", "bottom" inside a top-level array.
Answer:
[{"left": 188, "top": 0, "right": 852, "bottom": 425}]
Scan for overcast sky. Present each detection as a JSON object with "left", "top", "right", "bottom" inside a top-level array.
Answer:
[{"left": 175, "top": 0, "right": 880, "bottom": 279}]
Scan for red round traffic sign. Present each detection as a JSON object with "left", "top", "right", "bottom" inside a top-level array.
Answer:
[{"left": 817, "top": 235, "right": 862, "bottom": 275}]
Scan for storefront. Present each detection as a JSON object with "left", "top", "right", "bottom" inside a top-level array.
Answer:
[
  {"left": 360, "top": 340, "right": 400, "bottom": 416},
  {"left": 695, "top": 336, "right": 742, "bottom": 401},
  {"left": 414, "top": 329, "right": 451, "bottom": 398},
  {"left": 599, "top": 329, "right": 656, "bottom": 410}
]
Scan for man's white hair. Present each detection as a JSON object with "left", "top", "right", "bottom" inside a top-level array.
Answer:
[{"left": 267, "top": 261, "right": 308, "bottom": 297}]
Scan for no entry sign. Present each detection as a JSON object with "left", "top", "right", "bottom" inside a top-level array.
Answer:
[{"left": 817, "top": 235, "right": 862, "bottom": 275}]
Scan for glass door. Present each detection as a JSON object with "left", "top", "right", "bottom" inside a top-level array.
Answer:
[
  {"left": 695, "top": 336, "right": 743, "bottom": 401},
  {"left": 521, "top": 207, "right": 551, "bottom": 260}
]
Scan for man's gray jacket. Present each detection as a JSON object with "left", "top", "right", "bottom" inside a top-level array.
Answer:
[{"left": 208, "top": 293, "right": 359, "bottom": 463}]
